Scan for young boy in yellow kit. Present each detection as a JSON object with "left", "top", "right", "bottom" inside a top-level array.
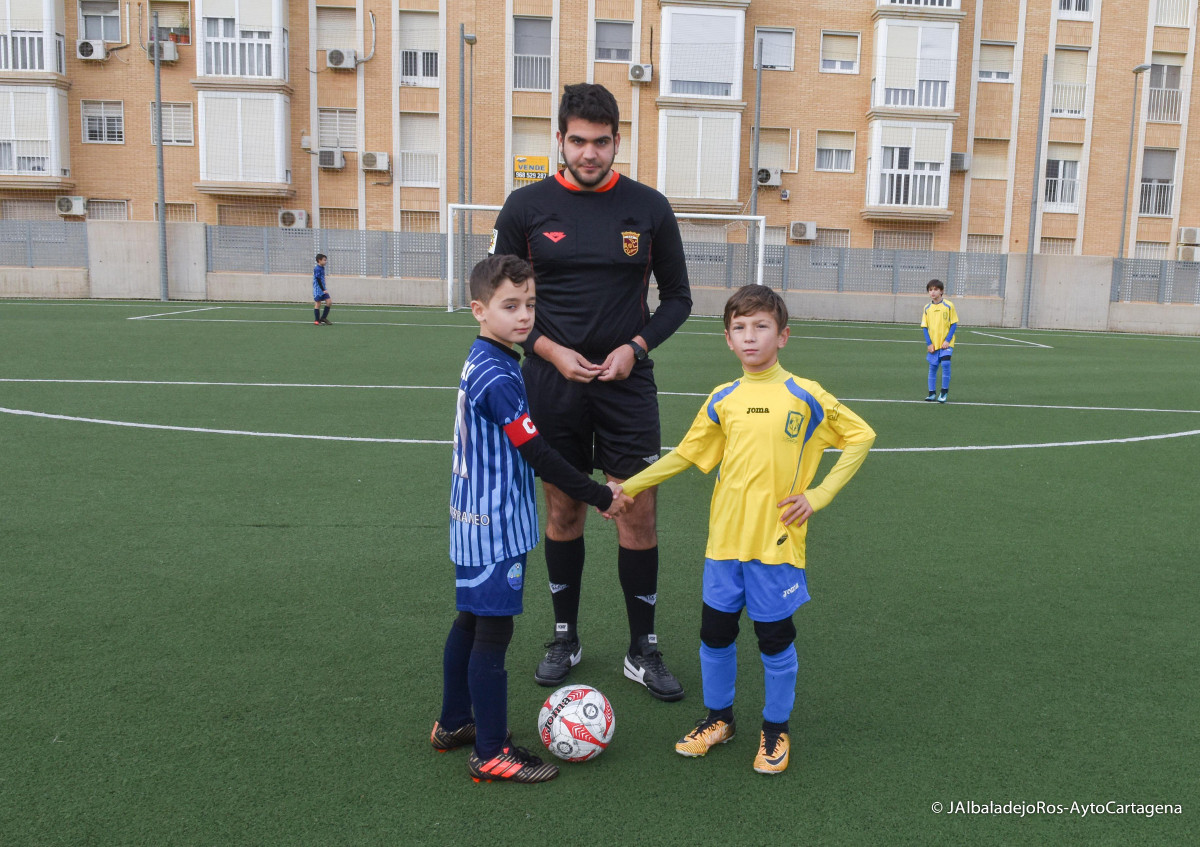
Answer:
[{"left": 621, "top": 284, "right": 875, "bottom": 775}]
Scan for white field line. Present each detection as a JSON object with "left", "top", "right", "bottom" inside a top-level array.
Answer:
[
  {"left": 133, "top": 317, "right": 476, "bottom": 329},
  {"left": 129, "top": 307, "right": 223, "bottom": 320},
  {"left": 971, "top": 330, "right": 1052, "bottom": 348}
]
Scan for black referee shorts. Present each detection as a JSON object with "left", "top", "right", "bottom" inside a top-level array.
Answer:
[{"left": 522, "top": 354, "right": 662, "bottom": 481}]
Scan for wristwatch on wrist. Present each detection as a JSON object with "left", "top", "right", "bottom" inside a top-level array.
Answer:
[{"left": 627, "top": 340, "right": 648, "bottom": 362}]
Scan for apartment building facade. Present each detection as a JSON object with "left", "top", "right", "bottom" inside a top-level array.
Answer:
[{"left": 0, "top": 0, "right": 1197, "bottom": 261}]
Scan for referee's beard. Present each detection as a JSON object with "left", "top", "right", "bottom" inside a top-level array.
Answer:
[{"left": 561, "top": 157, "right": 613, "bottom": 190}]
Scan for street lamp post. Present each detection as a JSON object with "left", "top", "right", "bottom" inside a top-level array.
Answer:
[{"left": 1118, "top": 63, "right": 1152, "bottom": 261}]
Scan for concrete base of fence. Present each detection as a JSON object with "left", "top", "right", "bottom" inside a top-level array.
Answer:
[
  {"left": 207, "top": 274, "right": 447, "bottom": 306},
  {"left": 0, "top": 268, "right": 89, "bottom": 298}
]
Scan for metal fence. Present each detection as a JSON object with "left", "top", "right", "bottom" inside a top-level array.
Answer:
[
  {"left": 1112, "top": 258, "right": 1200, "bottom": 305},
  {"left": 0, "top": 220, "right": 89, "bottom": 267},
  {"left": 206, "top": 226, "right": 445, "bottom": 279}
]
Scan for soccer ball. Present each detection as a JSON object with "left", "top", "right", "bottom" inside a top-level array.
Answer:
[{"left": 538, "top": 685, "right": 615, "bottom": 762}]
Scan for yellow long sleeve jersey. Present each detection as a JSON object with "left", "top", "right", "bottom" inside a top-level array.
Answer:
[{"left": 623, "top": 362, "right": 875, "bottom": 568}]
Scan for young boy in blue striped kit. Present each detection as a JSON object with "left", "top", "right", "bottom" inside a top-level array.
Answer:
[
  {"left": 621, "top": 284, "right": 875, "bottom": 775},
  {"left": 431, "top": 254, "right": 631, "bottom": 783}
]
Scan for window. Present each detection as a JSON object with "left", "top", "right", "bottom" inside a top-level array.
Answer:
[
  {"left": 1044, "top": 144, "right": 1080, "bottom": 210},
  {"left": 615, "top": 121, "right": 632, "bottom": 166},
  {"left": 202, "top": 17, "right": 285, "bottom": 79},
  {"left": 319, "top": 207, "right": 358, "bottom": 229},
  {"left": 873, "top": 123, "right": 948, "bottom": 208},
  {"left": 513, "top": 117, "right": 552, "bottom": 158},
  {"left": 399, "top": 11, "right": 438, "bottom": 86},
  {"left": 400, "top": 210, "right": 438, "bottom": 232},
  {"left": 149, "top": 2, "right": 190, "bottom": 45},
  {"left": 815, "top": 130, "right": 854, "bottom": 172},
  {"left": 318, "top": 108, "right": 356, "bottom": 149},
  {"left": 978, "top": 43, "right": 1013, "bottom": 82},
  {"left": 82, "top": 101, "right": 124, "bottom": 143},
  {"left": 87, "top": 200, "right": 128, "bottom": 220},
  {"left": 150, "top": 102, "right": 194, "bottom": 145},
  {"left": 663, "top": 6, "right": 744, "bottom": 98},
  {"left": 514, "top": 17, "right": 551, "bottom": 91},
  {"left": 0, "top": 199, "right": 57, "bottom": 219},
  {"left": 200, "top": 92, "right": 290, "bottom": 183},
  {"left": 1140, "top": 149, "right": 1175, "bottom": 216},
  {"left": 820, "top": 32, "right": 858, "bottom": 73},
  {"left": 1058, "top": 0, "right": 1091, "bottom": 19},
  {"left": 874, "top": 229, "right": 934, "bottom": 251},
  {"left": 971, "top": 139, "right": 1008, "bottom": 180},
  {"left": 81, "top": 1, "right": 121, "bottom": 42},
  {"left": 155, "top": 202, "right": 197, "bottom": 221},
  {"left": 660, "top": 110, "right": 740, "bottom": 200},
  {"left": 1134, "top": 241, "right": 1168, "bottom": 260},
  {"left": 315, "top": 7, "right": 355, "bottom": 51},
  {"left": 1156, "top": 0, "right": 1190, "bottom": 27},
  {"left": 754, "top": 28, "right": 793, "bottom": 71},
  {"left": 875, "top": 21, "right": 955, "bottom": 109},
  {"left": 1148, "top": 55, "right": 1183, "bottom": 123},
  {"left": 966, "top": 234, "right": 1003, "bottom": 253},
  {"left": 398, "top": 113, "right": 439, "bottom": 186},
  {"left": 815, "top": 228, "right": 850, "bottom": 248},
  {"left": 0, "top": 90, "right": 54, "bottom": 175},
  {"left": 755, "top": 127, "right": 792, "bottom": 171},
  {"left": 1039, "top": 237, "right": 1074, "bottom": 255},
  {"left": 595, "top": 21, "right": 632, "bottom": 62},
  {"left": 1051, "top": 49, "right": 1088, "bottom": 116},
  {"left": 10, "top": 32, "right": 46, "bottom": 70}
]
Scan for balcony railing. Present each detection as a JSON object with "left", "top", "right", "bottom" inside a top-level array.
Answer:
[
  {"left": 879, "top": 0, "right": 959, "bottom": 8},
  {"left": 202, "top": 25, "right": 287, "bottom": 79},
  {"left": 1155, "top": 0, "right": 1190, "bottom": 27},
  {"left": 1139, "top": 182, "right": 1173, "bottom": 216},
  {"left": 1044, "top": 176, "right": 1079, "bottom": 210},
  {"left": 1051, "top": 82, "right": 1086, "bottom": 116},
  {"left": 514, "top": 54, "right": 551, "bottom": 91},
  {"left": 398, "top": 150, "right": 439, "bottom": 186},
  {"left": 877, "top": 170, "right": 943, "bottom": 207},
  {"left": 0, "top": 139, "right": 51, "bottom": 174},
  {"left": 1147, "top": 87, "right": 1182, "bottom": 123}
]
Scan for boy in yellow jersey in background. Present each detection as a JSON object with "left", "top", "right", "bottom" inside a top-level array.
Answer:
[
  {"left": 921, "top": 278, "right": 958, "bottom": 403},
  {"left": 621, "top": 285, "right": 875, "bottom": 775}
]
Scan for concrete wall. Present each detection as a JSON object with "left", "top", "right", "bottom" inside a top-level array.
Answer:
[{"left": 2, "top": 225, "right": 1198, "bottom": 335}]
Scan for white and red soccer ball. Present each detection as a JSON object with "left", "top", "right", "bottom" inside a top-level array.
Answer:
[{"left": 538, "top": 685, "right": 615, "bottom": 762}]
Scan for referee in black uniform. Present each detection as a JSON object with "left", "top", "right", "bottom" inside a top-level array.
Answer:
[{"left": 490, "top": 83, "right": 692, "bottom": 701}]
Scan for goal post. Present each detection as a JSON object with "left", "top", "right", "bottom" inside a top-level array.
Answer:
[{"left": 448, "top": 203, "right": 766, "bottom": 311}]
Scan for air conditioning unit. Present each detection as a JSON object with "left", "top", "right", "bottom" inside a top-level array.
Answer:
[
  {"left": 56, "top": 196, "right": 87, "bottom": 216},
  {"left": 628, "top": 63, "right": 653, "bottom": 83},
  {"left": 76, "top": 40, "right": 107, "bottom": 61},
  {"left": 278, "top": 209, "right": 308, "bottom": 229},
  {"left": 756, "top": 167, "right": 783, "bottom": 187},
  {"left": 1178, "top": 245, "right": 1199, "bottom": 262},
  {"left": 361, "top": 152, "right": 390, "bottom": 172},
  {"left": 1178, "top": 226, "right": 1200, "bottom": 245},
  {"left": 789, "top": 221, "right": 818, "bottom": 241},
  {"left": 318, "top": 149, "right": 345, "bottom": 170},
  {"left": 148, "top": 41, "right": 179, "bottom": 62},
  {"left": 326, "top": 48, "right": 357, "bottom": 70},
  {"left": 950, "top": 152, "right": 972, "bottom": 173}
]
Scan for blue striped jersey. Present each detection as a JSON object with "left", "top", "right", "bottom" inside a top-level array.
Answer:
[{"left": 449, "top": 337, "right": 540, "bottom": 567}]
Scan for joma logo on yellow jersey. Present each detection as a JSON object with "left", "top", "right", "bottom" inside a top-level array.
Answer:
[{"left": 746, "top": 406, "right": 770, "bottom": 414}]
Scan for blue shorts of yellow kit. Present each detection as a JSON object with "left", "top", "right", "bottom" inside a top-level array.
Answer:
[
  {"left": 455, "top": 553, "right": 525, "bottom": 616},
  {"left": 703, "top": 558, "right": 810, "bottom": 622}
]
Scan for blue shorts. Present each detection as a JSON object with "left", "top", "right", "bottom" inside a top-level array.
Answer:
[
  {"left": 314, "top": 291, "right": 331, "bottom": 302},
  {"left": 702, "top": 558, "right": 809, "bottom": 622},
  {"left": 926, "top": 348, "right": 952, "bottom": 365},
  {"left": 455, "top": 553, "right": 525, "bottom": 616}
]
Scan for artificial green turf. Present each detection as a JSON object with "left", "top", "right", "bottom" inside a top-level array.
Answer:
[{"left": 1, "top": 301, "right": 1197, "bottom": 846}]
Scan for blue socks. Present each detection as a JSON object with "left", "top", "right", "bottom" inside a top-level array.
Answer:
[
  {"left": 928, "top": 360, "right": 952, "bottom": 391},
  {"left": 468, "top": 642, "right": 508, "bottom": 758},
  {"left": 761, "top": 646, "right": 798, "bottom": 724},
  {"left": 438, "top": 622, "right": 474, "bottom": 731},
  {"left": 699, "top": 642, "right": 737, "bottom": 711}
]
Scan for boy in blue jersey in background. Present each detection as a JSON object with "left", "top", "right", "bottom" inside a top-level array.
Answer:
[
  {"left": 921, "top": 278, "right": 958, "bottom": 403},
  {"left": 312, "top": 253, "right": 332, "bottom": 325},
  {"left": 432, "top": 254, "right": 632, "bottom": 784},
  {"left": 621, "top": 285, "right": 875, "bottom": 775}
]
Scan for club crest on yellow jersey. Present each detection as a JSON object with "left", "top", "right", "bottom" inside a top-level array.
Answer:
[{"left": 784, "top": 410, "right": 805, "bottom": 440}]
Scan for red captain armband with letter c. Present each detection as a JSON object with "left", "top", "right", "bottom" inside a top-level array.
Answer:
[{"left": 503, "top": 414, "right": 539, "bottom": 447}]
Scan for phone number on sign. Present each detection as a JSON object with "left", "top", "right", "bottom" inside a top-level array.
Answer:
[{"left": 929, "top": 801, "right": 1182, "bottom": 818}]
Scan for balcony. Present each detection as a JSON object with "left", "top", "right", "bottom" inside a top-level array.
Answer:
[
  {"left": 1051, "top": 82, "right": 1086, "bottom": 116},
  {"left": 877, "top": 170, "right": 943, "bottom": 208},
  {"left": 1139, "top": 181, "right": 1173, "bottom": 216},
  {"left": 1147, "top": 87, "right": 1182, "bottom": 123},
  {"left": 398, "top": 150, "right": 439, "bottom": 187},
  {"left": 1043, "top": 176, "right": 1079, "bottom": 211},
  {"left": 514, "top": 54, "right": 550, "bottom": 91}
]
